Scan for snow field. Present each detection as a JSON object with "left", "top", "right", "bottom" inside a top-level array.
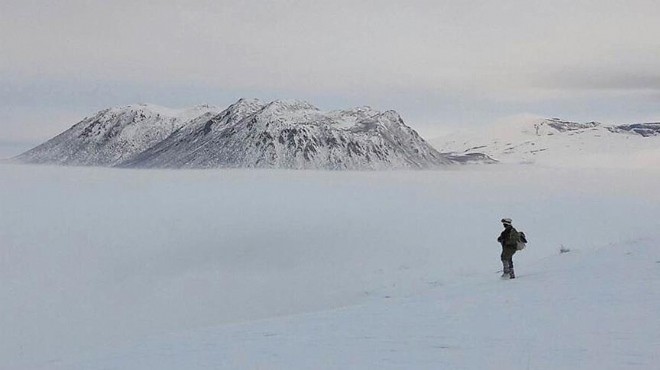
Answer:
[
  {"left": 1, "top": 164, "right": 659, "bottom": 369},
  {"left": 48, "top": 238, "right": 660, "bottom": 370}
]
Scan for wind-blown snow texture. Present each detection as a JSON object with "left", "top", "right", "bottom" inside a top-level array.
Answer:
[
  {"left": 1, "top": 163, "right": 659, "bottom": 369},
  {"left": 16, "top": 99, "right": 451, "bottom": 170},
  {"left": 432, "top": 116, "right": 660, "bottom": 168}
]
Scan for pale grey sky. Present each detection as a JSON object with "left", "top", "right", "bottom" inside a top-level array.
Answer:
[{"left": 2, "top": 0, "right": 660, "bottom": 153}]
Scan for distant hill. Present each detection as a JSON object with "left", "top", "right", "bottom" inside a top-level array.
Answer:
[
  {"left": 16, "top": 99, "right": 454, "bottom": 170},
  {"left": 431, "top": 116, "right": 660, "bottom": 168}
]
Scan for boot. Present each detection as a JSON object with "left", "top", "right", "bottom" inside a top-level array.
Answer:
[{"left": 509, "top": 267, "right": 515, "bottom": 279}]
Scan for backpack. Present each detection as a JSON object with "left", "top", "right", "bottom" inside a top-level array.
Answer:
[{"left": 516, "top": 231, "right": 528, "bottom": 250}]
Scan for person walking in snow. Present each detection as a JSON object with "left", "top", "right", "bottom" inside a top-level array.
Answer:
[{"left": 497, "top": 218, "right": 520, "bottom": 279}]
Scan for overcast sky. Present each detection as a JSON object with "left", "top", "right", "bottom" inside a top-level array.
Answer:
[{"left": 2, "top": 0, "right": 660, "bottom": 151}]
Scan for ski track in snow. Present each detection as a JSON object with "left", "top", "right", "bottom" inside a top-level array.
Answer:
[{"left": 1, "top": 164, "right": 659, "bottom": 369}]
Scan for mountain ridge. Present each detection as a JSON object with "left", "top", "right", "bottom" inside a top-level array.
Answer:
[
  {"left": 431, "top": 116, "right": 660, "bottom": 168},
  {"left": 16, "top": 99, "right": 454, "bottom": 170}
]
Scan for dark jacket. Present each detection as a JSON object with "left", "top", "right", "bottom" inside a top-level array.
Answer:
[{"left": 498, "top": 226, "right": 519, "bottom": 249}]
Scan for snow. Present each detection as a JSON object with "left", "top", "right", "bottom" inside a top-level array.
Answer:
[
  {"left": 431, "top": 115, "right": 660, "bottom": 168},
  {"left": 14, "top": 104, "right": 222, "bottom": 167},
  {"left": 45, "top": 242, "right": 660, "bottom": 370},
  {"left": 15, "top": 99, "right": 450, "bottom": 170},
  {"left": 328, "top": 106, "right": 378, "bottom": 129},
  {"left": 118, "top": 99, "right": 450, "bottom": 170},
  {"left": 1, "top": 163, "right": 659, "bottom": 369}
]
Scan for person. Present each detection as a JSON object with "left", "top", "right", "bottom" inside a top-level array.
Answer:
[{"left": 497, "top": 218, "right": 519, "bottom": 279}]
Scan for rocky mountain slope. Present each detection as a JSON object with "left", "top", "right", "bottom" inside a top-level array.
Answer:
[
  {"left": 16, "top": 104, "right": 221, "bottom": 166},
  {"left": 431, "top": 116, "right": 660, "bottom": 168},
  {"left": 16, "top": 99, "right": 452, "bottom": 170}
]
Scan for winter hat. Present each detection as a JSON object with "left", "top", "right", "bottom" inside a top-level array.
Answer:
[{"left": 501, "top": 218, "right": 512, "bottom": 225}]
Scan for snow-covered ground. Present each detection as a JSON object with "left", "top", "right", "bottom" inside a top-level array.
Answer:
[
  {"left": 430, "top": 115, "right": 660, "bottom": 168},
  {"left": 1, "top": 164, "right": 659, "bottom": 369}
]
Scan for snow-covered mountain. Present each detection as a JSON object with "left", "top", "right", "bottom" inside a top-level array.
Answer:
[
  {"left": 431, "top": 116, "right": 660, "bottom": 168},
  {"left": 16, "top": 104, "right": 222, "bottom": 166},
  {"left": 16, "top": 99, "right": 452, "bottom": 170}
]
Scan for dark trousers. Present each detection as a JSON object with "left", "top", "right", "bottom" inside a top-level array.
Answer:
[{"left": 501, "top": 246, "right": 517, "bottom": 271}]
